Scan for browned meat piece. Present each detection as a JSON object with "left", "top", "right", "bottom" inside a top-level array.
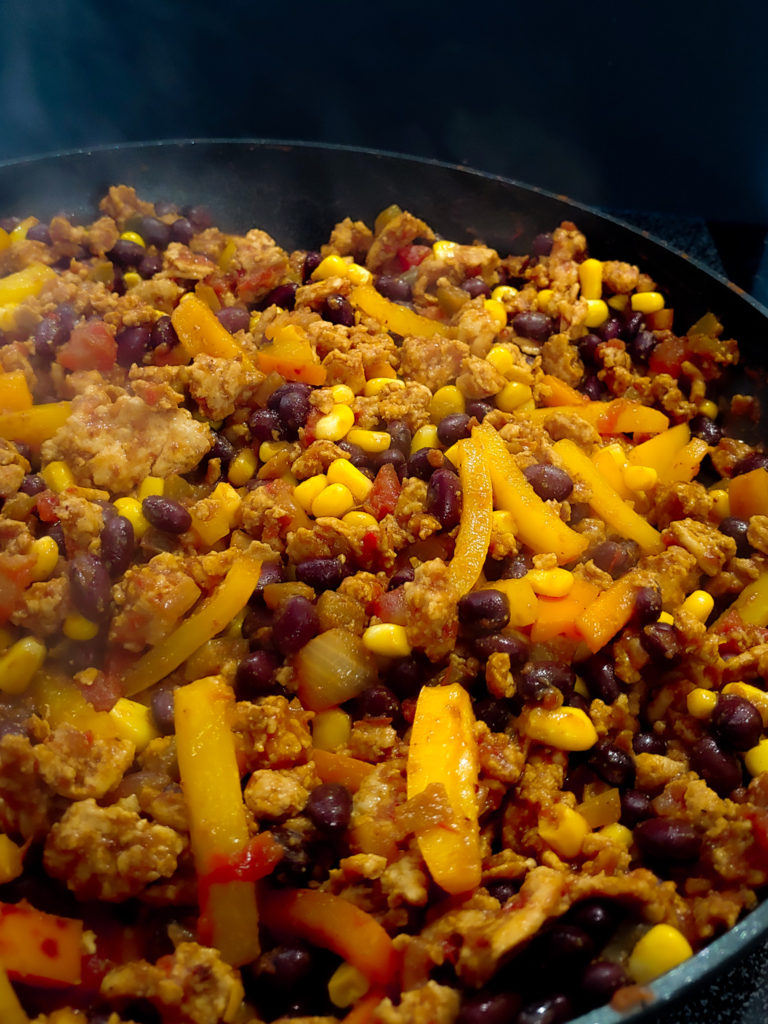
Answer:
[
  {"left": 399, "top": 335, "right": 470, "bottom": 392},
  {"left": 540, "top": 333, "right": 584, "bottom": 386},
  {"left": 0, "top": 732, "right": 57, "bottom": 839},
  {"left": 186, "top": 354, "right": 262, "bottom": 420},
  {"left": 663, "top": 517, "right": 737, "bottom": 575},
  {"left": 602, "top": 260, "right": 640, "bottom": 293},
  {"left": 162, "top": 242, "right": 216, "bottom": 281},
  {"left": 323, "top": 217, "right": 374, "bottom": 261},
  {"left": 9, "top": 576, "right": 70, "bottom": 637},
  {"left": 365, "top": 211, "right": 435, "bottom": 274},
  {"left": 35, "top": 725, "right": 135, "bottom": 800},
  {"left": 110, "top": 553, "right": 202, "bottom": 652},
  {"left": 374, "top": 982, "right": 458, "bottom": 1023},
  {"left": 232, "top": 696, "right": 313, "bottom": 775},
  {"left": 99, "top": 185, "right": 156, "bottom": 226},
  {"left": 403, "top": 559, "right": 458, "bottom": 661},
  {"left": 0, "top": 438, "right": 29, "bottom": 497}
]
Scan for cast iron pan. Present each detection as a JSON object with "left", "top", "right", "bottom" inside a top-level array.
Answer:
[{"left": 0, "top": 140, "right": 766, "bottom": 1024}]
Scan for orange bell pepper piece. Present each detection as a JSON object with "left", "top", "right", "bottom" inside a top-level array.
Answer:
[
  {"left": 259, "top": 889, "right": 397, "bottom": 987},
  {"left": 448, "top": 437, "right": 493, "bottom": 596},
  {"left": 257, "top": 322, "right": 327, "bottom": 385},
  {"left": 530, "top": 577, "right": 600, "bottom": 643},
  {"left": 0, "top": 401, "right": 71, "bottom": 447},
  {"left": 666, "top": 438, "right": 710, "bottom": 484},
  {"left": 627, "top": 422, "right": 689, "bottom": 479},
  {"left": 351, "top": 283, "right": 453, "bottom": 338},
  {"left": 716, "top": 570, "right": 768, "bottom": 628},
  {"left": 312, "top": 748, "right": 375, "bottom": 792},
  {"left": 539, "top": 374, "right": 589, "bottom": 407},
  {"left": 475, "top": 422, "right": 588, "bottom": 565},
  {"left": 0, "top": 901, "right": 82, "bottom": 986},
  {"left": 407, "top": 682, "right": 481, "bottom": 895},
  {"left": 175, "top": 675, "right": 262, "bottom": 966},
  {"left": 530, "top": 399, "right": 669, "bottom": 435},
  {"left": 171, "top": 292, "right": 244, "bottom": 361},
  {"left": 486, "top": 578, "right": 539, "bottom": 627},
  {"left": 576, "top": 573, "right": 641, "bottom": 653},
  {"left": 728, "top": 468, "right": 768, "bottom": 520},
  {"left": 0, "top": 371, "right": 32, "bottom": 413}
]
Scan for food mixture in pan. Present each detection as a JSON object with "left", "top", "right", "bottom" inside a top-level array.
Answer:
[{"left": 0, "top": 186, "right": 767, "bottom": 1024}]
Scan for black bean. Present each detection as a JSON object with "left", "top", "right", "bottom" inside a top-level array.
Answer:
[
  {"left": 296, "top": 557, "right": 344, "bottom": 591},
  {"left": 465, "top": 400, "right": 493, "bottom": 422},
  {"left": 153, "top": 201, "right": 178, "bottom": 218},
  {"left": 267, "top": 382, "right": 311, "bottom": 411},
  {"left": 100, "top": 515, "right": 135, "bottom": 578},
  {"left": 462, "top": 276, "right": 491, "bottom": 299},
  {"left": 256, "top": 561, "right": 287, "bottom": 592},
  {"left": 518, "top": 661, "right": 575, "bottom": 702},
  {"left": 138, "top": 252, "right": 163, "bottom": 279},
  {"left": 458, "top": 590, "right": 510, "bottom": 636},
  {"left": 523, "top": 463, "right": 573, "bottom": 501},
  {"left": 516, "top": 993, "right": 572, "bottom": 1024},
  {"left": 473, "top": 633, "right": 529, "bottom": 669},
  {"left": 597, "top": 316, "right": 622, "bottom": 342},
  {"left": 474, "top": 698, "right": 512, "bottom": 732},
  {"left": 690, "top": 735, "right": 743, "bottom": 796},
  {"left": 376, "top": 274, "right": 413, "bottom": 302},
  {"left": 337, "top": 439, "right": 370, "bottom": 471},
  {"left": 634, "top": 817, "right": 701, "bottom": 863},
  {"left": 302, "top": 252, "right": 322, "bottom": 283},
  {"left": 369, "top": 447, "right": 407, "bottom": 477},
  {"left": 150, "top": 687, "right": 176, "bottom": 735},
  {"left": 69, "top": 552, "right": 111, "bottom": 622},
  {"left": 351, "top": 684, "right": 400, "bottom": 721},
  {"left": 580, "top": 653, "right": 620, "bottom": 704},
  {"left": 484, "top": 879, "right": 519, "bottom": 904},
  {"left": 182, "top": 204, "right": 214, "bottom": 231},
  {"left": 591, "top": 540, "right": 638, "bottom": 578},
  {"left": 577, "top": 333, "right": 601, "bottom": 364},
  {"left": 215, "top": 305, "right": 250, "bottom": 333},
  {"left": 628, "top": 329, "right": 657, "bottom": 362},
  {"left": 33, "top": 305, "right": 75, "bottom": 357},
  {"left": 24, "top": 222, "right": 50, "bottom": 245},
  {"left": 689, "top": 412, "right": 723, "bottom": 445},
  {"left": 170, "top": 217, "right": 194, "bottom": 245},
  {"left": 388, "top": 565, "right": 415, "bottom": 590},
  {"left": 305, "top": 782, "right": 352, "bottom": 835},
  {"left": 141, "top": 495, "right": 191, "bottom": 534},
  {"left": 588, "top": 740, "right": 635, "bottom": 787},
  {"left": 276, "top": 390, "right": 311, "bottom": 439},
  {"left": 272, "top": 596, "right": 319, "bottom": 656},
  {"left": 620, "top": 788, "right": 653, "bottom": 826},
  {"left": 458, "top": 991, "right": 521, "bottom": 1024},
  {"left": 208, "top": 433, "right": 235, "bottom": 468},
  {"left": 719, "top": 516, "right": 752, "bottom": 558},
  {"left": 386, "top": 420, "right": 412, "bottom": 456},
  {"left": 511, "top": 311, "right": 555, "bottom": 343},
  {"left": 43, "top": 521, "right": 66, "bottom": 555},
  {"left": 436, "top": 413, "right": 471, "bottom": 448},
  {"left": 633, "top": 585, "right": 662, "bottom": 625},
  {"left": 732, "top": 451, "right": 768, "bottom": 477},
  {"left": 567, "top": 898, "right": 620, "bottom": 945},
  {"left": 115, "top": 324, "right": 152, "bottom": 368},
  {"left": 249, "top": 407, "right": 284, "bottom": 443},
  {"left": 149, "top": 315, "right": 179, "bottom": 350},
  {"left": 263, "top": 282, "right": 298, "bottom": 310},
  {"left": 108, "top": 238, "right": 145, "bottom": 268},
  {"left": 241, "top": 603, "right": 272, "bottom": 646},
  {"left": 713, "top": 693, "right": 763, "bottom": 751},
  {"left": 620, "top": 310, "right": 644, "bottom": 341},
  {"left": 501, "top": 553, "right": 533, "bottom": 579},
  {"left": 580, "top": 375, "right": 603, "bottom": 400},
  {"left": 138, "top": 216, "right": 172, "bottom": 249},
  {"left": 20, "top": 473, "right": 46, "bottom": 496},
  {"left": 632, "top": 731, "right": 667, "bottom": 755},
  {"left": 264, "top": 944, "right": 315, "bottom": 992},
  {"left": 322, "top": 294, "right": 355, "bottom": 327},
  {"left": 538, "top": 923, "right": 594, "bottom": 972},
  {"left": 581, "top": 961, "right": 628, "bottom": 1008},
  {"left": 532, "top": 233, "right": 554, "bottom": 257},
  {"left": 426, "top": 468, "right": 462, "bottom": 528},
  {"left": 235, "top": 650, "right": 281, "bottom": 700},
  {"left": 407, "top": 447, "right": 444, "bottom": 481},
  {"left": 385, "top": 655, "right": 430, "bottom": 699},
  {"left": 641, "top": 621, "right": 681, "bottom": 664},
  {"left": 567, "top": 693, "right": 590, "bottom": 714}
]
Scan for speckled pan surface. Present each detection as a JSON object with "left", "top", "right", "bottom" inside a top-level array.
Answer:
[{"left": 1, "top": 139, "right": 767, "bottom": 1024}]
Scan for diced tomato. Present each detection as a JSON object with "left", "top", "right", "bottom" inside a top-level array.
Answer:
[
  {"left": 35, "top": 491, "right": 59, "bottom": 522},
  {"left": 57, "top": 321, "right": 117, "bottom": 372},
  {"left": 396, "top": 244, "right": 430, "bottom": 271},
  {"left": 648, "top": 334, "right": 688, "bottom": 376},
  {"left": 0, "top": 552, "right": 35, "bottom": 622},
  {"left": 373, "top": 586, "right": 408, "bottom": 625},
  {"left": 366, "top": 463, "right": 401, "bottom": 519}
]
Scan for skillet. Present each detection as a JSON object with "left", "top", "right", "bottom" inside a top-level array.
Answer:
[{"left": 0, "top": 138, "right": 766, "bottom": 1024}]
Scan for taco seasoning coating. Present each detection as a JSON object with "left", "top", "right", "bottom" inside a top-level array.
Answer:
[{"left": 0, "top": 189, "right": 765, "bottom": 1023}]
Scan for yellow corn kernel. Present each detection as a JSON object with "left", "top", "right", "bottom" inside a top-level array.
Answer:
[
  {"left": 311, "top": 253, "right": 349, "bottom": 280},
  {"left": 315, "top": 404, "right": 356, "bottom": 442},
  {"left": 430, "top": 385, "right": 466, "bottom": 423},
  {"left": 599, "top": 822, "right": 633, "bottom": 846},
  {"left": 30, "top": 535, "right": 60, "bottom": 582},
  {"left": 486, "top": 345, "right": 519, "bottom": 378},
  {"left": 491, "top": 509, "right": 517, "bottom": 535},
  {"left": 657, "top": 610, "right": 675, "bottom": 625},
  {"left": 108, "top": 697, "right": 160, "bottom": 753},
  {"left": 228, "top": 448, "right": 258, "bottom": 486},
  {"left": 342, "top": 510, "right": 378, "bottom": 530},
  {"left": 346, "top": 263, "right": 372, "bottom": 286},
  {"left": 607, "top": 293, "right": 630, "bottom": 311},
  {"left": 699, "top": 399, "right": 719, "bottom": 419},
  {"left": 495, "top": 381, "right": 533, "bottom": 412},
  {"left": 312, "top": 708, "right": 352, "bottom": 751},
  {"left": 330, "top": 384, "right": 356, "bottom": 405},
  {"left": 491, "top": 285, "right": 518, "bottom": 303},
  {"left": 63, "top": 613, "right": 99, "bottom": 642},
  {"left": 583, "top": 298, "right": 609, "bottom": 328},
  {"left": 622, "top": 464, "right": 658, "bottom": 491},
  {"left": 0, "top": 834, "right": 23, "bottom": 885},
  {"left": 114, "top": 496, "right": 151, "bottom": 538},
  {"left": 410, "top": 423, "right": 440, "bottom": 452},
  {"left": 578, "top": 258, "right": 603, "bottom": 300},
  {"left": 312, "top": 483, "right": 355, "bottom": 518},
  {"left": 346, "top": 428, "right": 390, "bottom": 453},
  {"left": 744, "top": 738, "right": 768, "bottom": 777},
  {"left": 0, "top": 636, "right": 46, "bottom": 695},
  {"left": 521, "top": 705, "right": 598, "bottom": 751},
  {"left": 526, "top": 568, "right": 575, "bottom": 598},
  {"left": 40, "top": 459, "right": 75, "bottom": 493},
  {"left": 328, "top": 962, "right": 370, "bottom": 1009},
  {"left": 120, "top": 230, "right": 145, "bottom": 247},
  {"left": 363, "top": 377, "right": 405, "bottom": 397},
  {"left": 631, "top": 291, "right": 665, "bottom": 314},
  {"left": 374, "top": 203, "right": 402, "bottom": 234},
  {"left": 538, "top": 805, "right": 589, "bottom": 859},
  {"left": 537, "top": 288, "right": 554, "bottom": 310},
  {"left": 680, "top": 589, "right": 714, "bottom": 623},
  {"left": 138, "top": 475, "right": 164, "bottom": 499},
  {"left": 722, "top": 682, "right": 768, "bottom": 726},
  {"left": 259, "top": 440, "right": 292, "bottom": 462},
  {"left": 432, "top": 240, "right": 457, "bottom": 260},
  {"left": 327, "top": 458, "right": 373, "bottom": 502},
  {"left": 362, "top": 622, "right": 412, "bottom": 657},
  {"left": 483, "top": 298, "right": 508, "bottom": 331},
  {"left": 627, "top": 924, "right": 693, "bottom": 984},
  {"left": 295, "top": 473, "right": 328, "bottom": 512},
  {"left": 686, "top": 687, "right": 717, "bottom": 719},
  {"left": 709, "top": 488, "right": 730, "bottom": 519},
  {"left": 123, "top": 271, "right": 141, "bottom": 289}
]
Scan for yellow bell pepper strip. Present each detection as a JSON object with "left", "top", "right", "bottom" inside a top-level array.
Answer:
[
  {"left": 0, "top": 901, "right": 82, "bottom": 985},
  {"left": 486, "top": 578, "right": 539, "bottom": 627},
  {"left": 0, "top": 964, "right": 27, "bottom": 1024},
  {"left": 350, "top": 283, "right": 453, "bottom": 338},
  {"left": 0, "top": 401, "right": 71, "bottom": 448},
  {"left": 627, "top": 422, "right": 689, "bottom": 478},
  {"left": 174, "top": 675, "right": 262, "bottom": 966},
  {"left": 406, "top": 682, "right": 481, "bottom": 895},
  {"left": 715, "top": 570, "right": 768, "bottom": 629},
  {"left": 0, "top": 263, "right": 56, "bottom": 306},
  {"left": 552, "top": 438, "right": 664, "bottom": 555},
  {"left": 475, "top": 422, "right": 588, "bottom": 565},
  {"left": 448, "top": 437, "right": 493, "bottom": 596},
  {"left": 728, "top": 467, "right": 768, "bottom": 520},
  {"left": 530, "top": 577, "right": 600, "bottom": 643},
  {"left": 312, "top": 748, "right": 376, "bottom": 792},
  {"left": 257, "top": 322, "right": 327, "bottom": 385},
  {"left": 171, "top": 292, "right": 244, "bottom": 361},
  {"left": 538, "top": 374, "right": 589, "bottom": 407},
  {"left": 577, "top": 787, "right": 622, "bottom": 829},
  {"left": 576, "top": 572, "right": 642, "bottom": 653},
  {"left": 0, "top": 371, "right": 32, "bottom": 413},
  {"left": 259, "top": 888, "right": 397, "bottom": 988},
  {"left": 666, "top": 437, "right": 710, "bottom": 484},
  {"left": 121, "top": 555, "right": 262, "bottom": 697},
  {"left": 529, "top": 399, "right": 669, "bottom": 435}
]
